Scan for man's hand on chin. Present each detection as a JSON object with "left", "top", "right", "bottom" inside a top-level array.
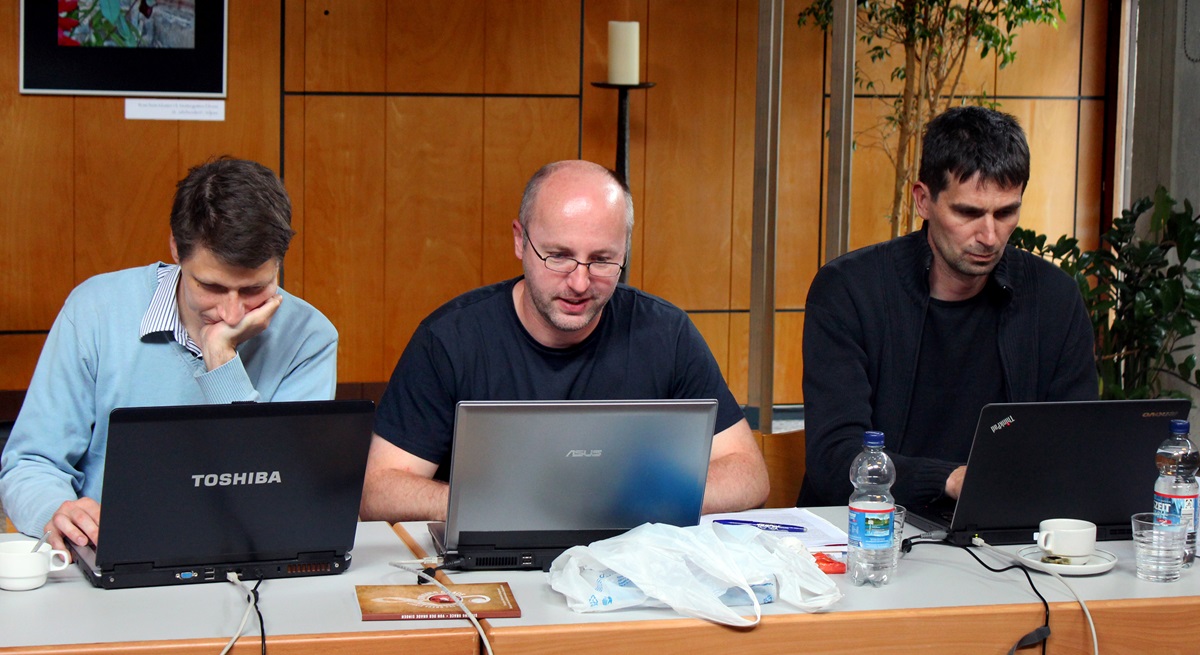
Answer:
[{"left": 200, "top": 294, "right": 283, "bottom": 370}]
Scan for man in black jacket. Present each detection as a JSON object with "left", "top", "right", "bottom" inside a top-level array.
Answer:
[{"left": 798, "top": 106, "right": 1098, "bottom": 509}]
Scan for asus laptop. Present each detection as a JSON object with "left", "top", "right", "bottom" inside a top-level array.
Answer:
[
  {"left": 69, "top": 399, "right": 374, "bottom": 589},
  {"left": 907, "top": 398, "right": 1192, "bottom": 546},
  {"left": 429, "top": 399, "right": 718, "bottom": 571}
]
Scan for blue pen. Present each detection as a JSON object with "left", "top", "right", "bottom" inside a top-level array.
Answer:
[{"left": 714, "top": 519, "right": 807, "bottom": 533}]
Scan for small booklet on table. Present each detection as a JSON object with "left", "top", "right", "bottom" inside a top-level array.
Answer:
[{"left": 356, "top": 582, "right": 522, "bottom": 620}]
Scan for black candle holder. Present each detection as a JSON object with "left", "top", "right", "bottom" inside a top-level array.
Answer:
[{"left": 590, "top": 82, "right": 656, "bottom": 187}]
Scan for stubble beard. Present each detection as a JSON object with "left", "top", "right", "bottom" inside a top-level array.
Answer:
[
  {"left": 932, "top": 234, "right": 1000, "bottom": 280},
  {"left": 530, "top": 286, "right": 602, "bottom": 333}
]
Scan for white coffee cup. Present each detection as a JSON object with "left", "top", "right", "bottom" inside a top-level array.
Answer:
[
  {"left": 0, "top": 540, "right": 71, "bottom": 591},
  {"left": 1033, "top": 518, "right": 1097, "bottom": 565}
]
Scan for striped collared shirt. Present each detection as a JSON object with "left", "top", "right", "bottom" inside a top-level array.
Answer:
[{"left": 139, "top": 263, "right": 204, "bottom": 358}]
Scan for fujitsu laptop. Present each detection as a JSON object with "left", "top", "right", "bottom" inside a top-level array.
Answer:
[
  {"left": 69, "top": 399, "right": 374, "bottom": 589},
  {"left": 429, "top": 399, "right": 718, "bottom": 571},
  {"left": 907, "top": 399, "right": 1192, "bottom": 546}
]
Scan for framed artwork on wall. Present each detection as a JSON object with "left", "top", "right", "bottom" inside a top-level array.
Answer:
[{"left": 21, "top": 0, "right": 227, "bottom": 98}]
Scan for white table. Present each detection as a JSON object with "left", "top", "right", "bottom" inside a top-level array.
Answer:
[
  {"left": 395, "top": 507, "right": 1200, "bottom": 654},
  {"left": 0, "top": 522, "right": 477, "bottom": 655}
]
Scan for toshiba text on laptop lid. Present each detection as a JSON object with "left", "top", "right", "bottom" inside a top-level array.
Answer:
[
  {"left": 907, "top": 399, "right": 1191, "bottom": 546},
  {"left": 72, "top": 400, "right": 374, "bottom": 589},
  {"left": 431, "top": 399, "right": 718, "bottom": 571}
]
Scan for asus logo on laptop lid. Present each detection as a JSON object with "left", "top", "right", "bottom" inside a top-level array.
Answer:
[
  {"left": 191, "top": 471, "right": 283, "bottom": 487},
  {"left": 565, "top": 449, "right": 602, "bottom": 458}
]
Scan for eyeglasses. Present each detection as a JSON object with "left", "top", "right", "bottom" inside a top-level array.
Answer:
[{"left": 525, "top": 236, "right": 625, "bottom": 278}]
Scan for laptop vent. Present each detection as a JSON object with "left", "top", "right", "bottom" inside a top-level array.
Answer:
[
  {"left": 474, "top": 555, "right": 521, "bottom": 568},
  {"left": 287, "top": 562, "right": 332, "bottom": 575}
]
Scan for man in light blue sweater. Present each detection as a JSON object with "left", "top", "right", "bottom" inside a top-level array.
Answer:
[{"left": 0, "top": 158, "right": 338, "bottom": 555}]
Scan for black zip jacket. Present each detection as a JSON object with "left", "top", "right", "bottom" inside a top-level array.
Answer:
[{"left": 797, "top": 225, "right": 1099, "bottom": 507}]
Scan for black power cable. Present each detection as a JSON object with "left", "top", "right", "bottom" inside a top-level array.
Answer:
[{"left": 905, "top": 539, "right": 1050, "bottom": 655}]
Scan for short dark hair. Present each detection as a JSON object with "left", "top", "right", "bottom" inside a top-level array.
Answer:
[
  {"left": 170, "top": 158, "right": 294, "bottom": 268},
  {"left": 918, "top": 106, "right": 1030, "bottom": 199}
]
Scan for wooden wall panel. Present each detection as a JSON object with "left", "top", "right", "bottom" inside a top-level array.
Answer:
[
  {"left": 0, "top": 0, "right": 73, "bottom": 331},
  {"left": 0, "top": 336, "right": 45, "bottom": 392},
  {"left": 303, "top": 97, "right": 387, "bottom": 382},
  {"left": 728, "top": 313, "right": 749, "bottom": 404},
  {"left": 727, "top": 311, "right": 806, "bottom": 407},
  {"left": 776, "top": 0, "right": 828, "bottom": 309},
  {"left": 384, "top": 97, "right": 485, "bottom": 371},
  {"left": 484, "top": 0, "right": 581, "bottom": 95},
  {"left": 304, "top": 1, "right": 387, "bottom": 92},
  {"left": 729, "top": 0, "right": 758, "bottom": 311},
  {"left": 284, "top": 0, "right": 306, "bottom": 92},
  {"left": 996, "top": 0, "right": 1084, "bottom": 97},
  {"left": 1004, "top": 100, "right": 1079, "bottom": 241},
  {"left": 1080, "top": 0, "right": 1109, "bottom": 97},
  {"left": 481, "top": 98, "right": 581, "bottom": 285},
  {"left": 73, "top": 98, "right": 178, "bottom": 283},
  {"left": 581, "top": 0, "right": 648, "bottom": 289},
  {"left": 283, "top": 97, "right": 306, "bottom": 296},
  {"left": 844, "top": 98, "right": 901, "bottom": 252},
  {"left": 774, "top": 312, "right": 805, "bottom": 404},
  {"left": 1076, "top": 100, "right": 1104, "bottom": 249},
  {"left": 388, "top": 0, "right": 485, "bottom": 93},
  {"left": 642, "top": 0, "right": 738, "bottom": 310},
  {"left": 179, "top": 1, "right": 280, "bottom": 173}
]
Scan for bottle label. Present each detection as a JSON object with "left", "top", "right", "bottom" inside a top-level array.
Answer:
[
  {"left": 1153, "top": 491, "right": 1196, "bottom": 533},
  {"left": 848, "top": 502, "right": 894, "bottom": 551}
]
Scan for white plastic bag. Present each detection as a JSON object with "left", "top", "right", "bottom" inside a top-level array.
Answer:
[{"left": 547, "top": 522, "right": 842, "bottom": 626}]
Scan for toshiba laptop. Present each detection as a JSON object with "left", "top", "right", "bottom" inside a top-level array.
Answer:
[
  {"left": 907, "top": 399, "right": 1191, "bottom": 546},
  {"left": 69, "top": 400, "right": 374, "bottom": 589},
  {"left": 429, "top": 399, "right": 718, "bottom": 571}
]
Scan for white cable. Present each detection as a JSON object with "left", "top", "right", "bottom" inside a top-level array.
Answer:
[
  {"left": 388, "top": 556, "right": 444, "bottom": 568},
  {"left": 972, "top": 537, "right": 1098, "bottom": 655},
  {"left": 391, "top": 563, "right": 494, "bottom": 655},
  {"left": 218, "top": 572, "right": 258, "bottom": 655}
]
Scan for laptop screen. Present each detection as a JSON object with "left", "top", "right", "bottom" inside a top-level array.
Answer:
[
  {"left": 96, "top": 400, "right": 373, "bottom": 574},
  {"left": 440, "top": 399, "right": 718, "bottom": 569},
  {"left": 911, "top": 398, "right": 1191, "bottom": 545}
]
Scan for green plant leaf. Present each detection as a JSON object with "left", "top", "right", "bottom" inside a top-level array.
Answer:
[
  {"left": 99, "top": 0, "right": 122, "bottom": 26},
  {"left": 1012, "top": 188, "right": 1200, "bottom": 399}
]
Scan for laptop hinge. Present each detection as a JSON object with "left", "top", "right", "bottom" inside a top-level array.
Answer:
[
  {"left": 112, "top": 561, "right": 155, "bottom": 572},
  {"left": 297, "top": 551, "right": 338, "bottom": 561}
]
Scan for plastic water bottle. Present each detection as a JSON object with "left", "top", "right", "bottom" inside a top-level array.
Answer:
[
  {"left": 1154, "top": 419, "right": 1199, "bottom": 566},
  {"left": 848, "top": 430, "right": 896, "bottom": 586}
]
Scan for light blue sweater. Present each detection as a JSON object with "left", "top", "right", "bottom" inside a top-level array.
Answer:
[{"left": 0, "top": 264, "right": 338, "bottom": 535}]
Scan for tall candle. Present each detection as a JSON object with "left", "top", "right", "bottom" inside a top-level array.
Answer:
[{"left": 608, "top": 21, "right": 640, "bottom": 85}]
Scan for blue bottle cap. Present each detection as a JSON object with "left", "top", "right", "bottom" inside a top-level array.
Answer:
[
  {"left": 1171, "top": 419, "right": 1190, "bottom": 434},
  {"left": 863, "top": 431, "right": 885, "bottom": 447}
]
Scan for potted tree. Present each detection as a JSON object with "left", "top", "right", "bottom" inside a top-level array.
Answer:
[{"left": 798, "top": 0, "right": 1064, "bottom": 237}]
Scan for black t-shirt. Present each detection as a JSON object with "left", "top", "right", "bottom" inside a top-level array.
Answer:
[
  {"left": 374, "top": 277, "right": 745, "bottom": 481},
  {"left": 895, "top": 287, "right": 1006, "bottom": 502}
]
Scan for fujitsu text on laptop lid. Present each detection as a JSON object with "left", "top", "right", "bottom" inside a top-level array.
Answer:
[
  {"left": 70, "top": 400, "right": 374, "bottom": 589},
  {"left": 907, "top": 399, "right": 1191, "bottom": 546},
  {"left": 429, "top": 399, "right": 718, "bottom": 571}
]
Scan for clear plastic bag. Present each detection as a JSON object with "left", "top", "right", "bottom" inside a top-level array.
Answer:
[{"left": 547, "top": 522, "right": 842, "bottom": 626}]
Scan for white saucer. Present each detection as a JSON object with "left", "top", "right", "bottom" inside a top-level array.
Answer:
[{"left": 1015, "top": 546, "right": 1117, "bottom": 575}]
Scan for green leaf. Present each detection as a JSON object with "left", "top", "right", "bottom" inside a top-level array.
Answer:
[{"left": 99, "top": 0, "right": 122, "bottom": 26}]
